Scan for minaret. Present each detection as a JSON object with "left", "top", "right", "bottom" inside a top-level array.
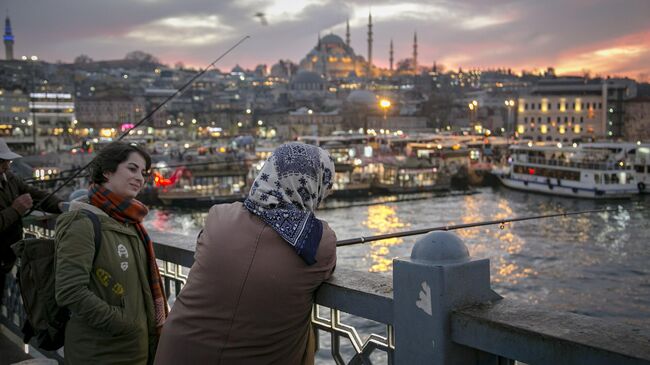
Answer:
[
  {"left": 413, "top": 32, "right": 418, "bottom": 75},
  {"left": 345, "top": 19, "right": 350, "bottom": 48},
  {"left": 4, "top": 15, "right": 14, "bottom": 60},
  {"left": 389, "top": 39, "right": 394, "bottom": 72},
  {"left": 367, "top": 12, "right": 373, "bottom": 77}
]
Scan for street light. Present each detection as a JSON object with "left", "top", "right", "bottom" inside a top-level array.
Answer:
[
  {"left": 504, "top": 99, "right": 515, "bottom": 137},
  {"left": 379, "top": 99, "right": 391, "bottom": 120}
]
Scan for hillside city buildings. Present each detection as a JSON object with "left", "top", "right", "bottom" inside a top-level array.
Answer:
[{"left": 1, "top": 14, "right": 650, "bottom": 153}]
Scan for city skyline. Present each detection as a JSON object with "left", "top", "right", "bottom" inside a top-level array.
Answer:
[{"left": 4, "top": 0, "right": 650, "bottom": 81}]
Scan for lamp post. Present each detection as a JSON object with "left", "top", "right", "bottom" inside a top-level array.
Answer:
[
  {"left": 467, "top": 101, "right": 475, "bottom": 125},
  {"left": 379, "top": 98, "right": 391, "bottom": 132},
  {"left": 504, "top": 99, "right": 515, "bottom": 139}
]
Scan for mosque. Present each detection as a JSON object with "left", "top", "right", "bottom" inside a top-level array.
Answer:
[{"left": 298, "top": 14, "right": 418, "bottom": 79}]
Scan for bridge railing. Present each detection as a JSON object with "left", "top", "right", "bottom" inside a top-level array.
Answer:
[{"left": 1, "top": 218, "right": 649, "bottom": 364}]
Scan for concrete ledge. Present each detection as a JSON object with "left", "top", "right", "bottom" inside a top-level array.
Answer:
[
  {"left": 451, "top": 300, "right": 650, "bottom": 365},
  {"left": 316, "top": 268, "right": 394, "bottom": 324}
]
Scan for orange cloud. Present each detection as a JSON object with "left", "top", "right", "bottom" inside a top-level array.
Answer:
[{"left": 554, "top": 30, "right": 650, "bottom": 79}]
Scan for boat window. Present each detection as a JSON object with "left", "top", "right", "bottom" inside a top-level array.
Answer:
[
  {"left": 604, "top": 174, "right": 610, "bottom": 184},
  {"left": 635, "top": 165, "right": 645, "bottom": 173},
  {"left": 594, "top": 174, "right": 601, "bottom": 184}
]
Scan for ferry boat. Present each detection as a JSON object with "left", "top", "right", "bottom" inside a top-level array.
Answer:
[{"left": 496, "top": 142, "right": 650, "bottom": 198}]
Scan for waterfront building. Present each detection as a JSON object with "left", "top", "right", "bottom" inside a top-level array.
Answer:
[
  {"left": 516, "top": 78, "right": 636, "bottom": 142},
  {"left": 3, "top": 16, "right": 14, "bottom": 61},
  {"left": 29, "top": 91, "right": 76, "bottom": 151}
]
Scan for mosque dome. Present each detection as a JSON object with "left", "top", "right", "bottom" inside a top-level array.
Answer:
[
  {"left": 347, "top": 90, "right": 377, "bottom": 106},
  {"left": 231, "top": 64, "right": 245, "bottom": 73},
  {"left": 321, "top": 34, "right": 346, "bottom": 46},
  {"left": 290, "top": 70, "right": 325, "bottom": 91}
]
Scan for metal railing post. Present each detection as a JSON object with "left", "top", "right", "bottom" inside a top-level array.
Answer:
[{"left": 392, "top": 231, "right": 502, "bottom": 364}]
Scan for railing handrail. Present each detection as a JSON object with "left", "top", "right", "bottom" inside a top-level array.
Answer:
[
  {"left": 5, "top": 217, "right": 650, "bottom": 365},
  {"left": 451, "top": 300, "right": 650, "bottom": 365}
]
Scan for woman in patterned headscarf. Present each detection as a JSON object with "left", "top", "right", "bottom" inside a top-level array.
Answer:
[{"left": 155, "top": 142, "right": 337, "bottom": 365}]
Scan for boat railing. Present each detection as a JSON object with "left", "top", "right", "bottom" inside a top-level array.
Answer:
[
  {"left": 2, "top": 218, "right": 649, "bottom": 364},
  {"left": 523, "top": 157, "right": 633, "bottom": 171}
]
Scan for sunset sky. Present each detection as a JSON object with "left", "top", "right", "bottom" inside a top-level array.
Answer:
[{"left": 4, "top": 0, "right": 650, "bottom": 81}]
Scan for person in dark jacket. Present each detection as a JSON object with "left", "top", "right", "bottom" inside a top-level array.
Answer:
[
  {"left": 155, "top": 142, "right": 337, "bottom": 365},
  {"left": 55, "top": 141, "right": 168, "bottom": 364},
  {"left": 0, "top": 138, "right": 63, "bottom": 302}
]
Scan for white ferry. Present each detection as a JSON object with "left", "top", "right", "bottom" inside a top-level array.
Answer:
[{"left": 496, "top": 142, "right": 650, "bottom": 199}]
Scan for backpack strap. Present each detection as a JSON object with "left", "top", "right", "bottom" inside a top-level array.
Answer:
[{"left": 79, "top": 209, "right": 102, "bottom": 262}]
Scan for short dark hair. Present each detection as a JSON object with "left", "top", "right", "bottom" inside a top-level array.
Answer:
[{"left": 90, "top": 141, "right": 152, "bottom": 185}]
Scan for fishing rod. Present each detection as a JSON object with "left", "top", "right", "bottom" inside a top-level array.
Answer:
[
  {"left": 26, "top": 36, "right": 251, "bottom": 215},
  {"left": 336, "top": 208, "right": 617, "bottom": 247}
]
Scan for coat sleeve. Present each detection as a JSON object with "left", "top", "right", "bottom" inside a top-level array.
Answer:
[
  {"left": 0, "top": 205, "right": 21, "bottom": 234},
  {"left": 15, "top": 177, "right": 62, "bottom": 214},
  {"left": 54, "top": 213, "right": 136, "bottom": 335}
]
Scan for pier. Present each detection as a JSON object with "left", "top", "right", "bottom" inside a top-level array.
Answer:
[{"left": 1, "top": 217, "right": 649, "bottom": 364}]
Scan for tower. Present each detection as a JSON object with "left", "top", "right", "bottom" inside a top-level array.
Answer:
[
  {"left": 345, "top": 19, "right": 350, "bottom": 48},
  {"left": 413, "top": 32, "right": 418, "bottom": 75},
  {"left": 367, "top": 12, "right": 373, "bottom": 77},
  {"left": 389, "top": 39, "right": 394, "bottom": 72},
  {"left": 4, "top": 15, "right": 14, "bottom": 60}
]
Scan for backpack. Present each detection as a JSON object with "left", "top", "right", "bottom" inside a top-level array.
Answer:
[{"left": 11, "top": 209, "right": 102, "bottom": 351}]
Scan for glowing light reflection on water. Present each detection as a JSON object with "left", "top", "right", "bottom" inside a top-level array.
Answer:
[{"left": 145, "top": 187, "right": 650, "bottom": 327}]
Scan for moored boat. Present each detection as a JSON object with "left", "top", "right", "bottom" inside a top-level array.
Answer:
[{"left": 496, "top": 142, "right": 650, "bottom": 198}]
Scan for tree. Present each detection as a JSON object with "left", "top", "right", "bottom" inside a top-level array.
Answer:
[
  {"left": 74, "top": 54, "right": 93, "bottom": 64},
  {"left": 125, "top": 51, "right": 160, "bottom": 64}
]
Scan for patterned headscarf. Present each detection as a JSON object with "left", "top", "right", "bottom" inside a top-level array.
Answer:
[
  {"left": 244, "top": 143, "right": 335, "bottom": 265},
  {"left": 88, "top": 184, "right": 169, "bottom": 333}
]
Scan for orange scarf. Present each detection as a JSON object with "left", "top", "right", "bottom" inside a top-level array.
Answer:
[{"left": 89, "top": 184, "right": 168, "bottom": 332}]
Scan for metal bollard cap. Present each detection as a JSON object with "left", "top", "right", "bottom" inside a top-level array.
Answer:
[{"left": 411, "top": 231, "right": 469, "bottom": 263}]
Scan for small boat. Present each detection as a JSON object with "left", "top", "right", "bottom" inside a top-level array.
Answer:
[
  {"left": 144, "top": 154, "right": 250, "bottom": 208},
  {"left": 496, "top": 142, "right": 649, "bottom": 199},
  {"left": 372, "top": 156, "right": 450, "bottom": 194}
]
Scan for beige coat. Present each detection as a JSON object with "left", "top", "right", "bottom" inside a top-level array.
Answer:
[{"left": 154, "top": 202, "right": 336, "bottom": 365}]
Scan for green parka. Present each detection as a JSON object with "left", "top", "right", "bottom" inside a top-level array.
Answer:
[{"left": 54, "top": 199, "right": 158, "bottom": 364}]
